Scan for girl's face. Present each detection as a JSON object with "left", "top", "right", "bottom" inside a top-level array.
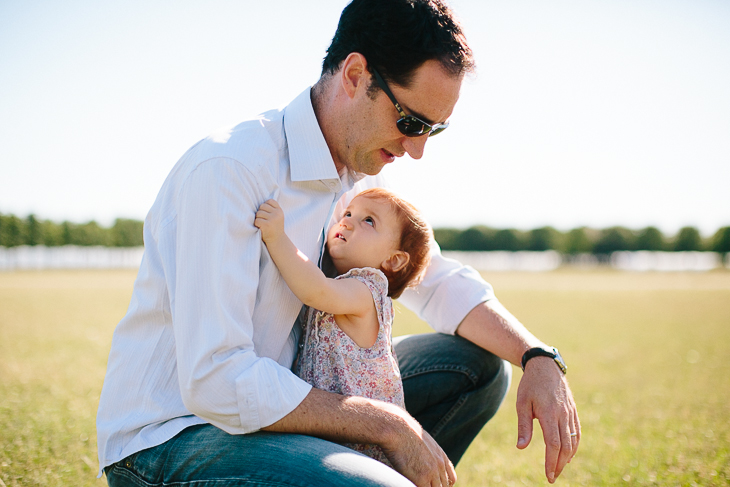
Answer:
[{"left": 327, "top": 195, "right": 403, "bottom": 275}]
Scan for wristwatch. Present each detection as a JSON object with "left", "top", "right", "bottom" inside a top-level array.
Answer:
[{"left": 521, "top": 347, "right": 567, "bottom": 374}]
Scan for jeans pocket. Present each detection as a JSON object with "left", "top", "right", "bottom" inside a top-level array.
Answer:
[{"left": 107, "top": 451, "right": 157, "bottom": 487}]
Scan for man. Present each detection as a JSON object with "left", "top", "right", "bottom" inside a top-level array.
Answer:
[{"left": 97, "top": 1, "right": 580, "bottom": 486}]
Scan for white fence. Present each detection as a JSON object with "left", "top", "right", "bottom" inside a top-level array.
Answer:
[
  {"left": 611, "top": 251, "right": 724, "bottom": 272},
  {"left": 442, "top": 251, "right": 563, "bottom": 272},
  {"left": 0, "top": 245, "right": 144, "bottom": 271},
  {"left": 443, "top": 250, "right": 728, "bottom": 272},
  {"left": 0, "top": 246, "right": 727, "bottom": 272}
]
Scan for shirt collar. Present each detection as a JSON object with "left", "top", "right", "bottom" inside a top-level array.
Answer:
[
  {"left": 284, "top": 88, "right": 339, "bottom": 184},
  {"left": 284, "top": 87, "right": 367, "bottom": 193}
]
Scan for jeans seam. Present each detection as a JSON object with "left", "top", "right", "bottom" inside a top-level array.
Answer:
[
  {"left": 112, "top": 464, "right": 317, "bottom": 487},
  {"left": 430, "top": 393, "right": 469, "bottom": 438},
  {"left": 424, "top": 360, "right": 508, "bottom": 438},
  {"left": 109, "top": 463, "right": 155, "bottom": 486},
  {"left": 400, "top": 364, "right": 480, "bottom": 386}
]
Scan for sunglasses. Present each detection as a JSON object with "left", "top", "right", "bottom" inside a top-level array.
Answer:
[{"left": 372, "top": 68, "right": 449, "bottom": 137}]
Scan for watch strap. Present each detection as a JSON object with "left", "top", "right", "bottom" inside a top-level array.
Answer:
[{"left": 521, "top": 347, "right": 567, "bottom": 374}]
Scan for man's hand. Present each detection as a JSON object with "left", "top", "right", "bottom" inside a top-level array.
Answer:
[
  {"left": 265, "top": 389, "right": 456, "bottom": 487},
  {"left": 516, "top": 357, "right": 580, "bottom": 483},
  {"left": 381, "top": 413, "right": 457, "bottom": 487},
  {"left": 254, "top": 199, "right": 285, "bottom": 243}
]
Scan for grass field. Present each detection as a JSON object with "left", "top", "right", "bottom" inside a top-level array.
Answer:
[{"left": 1, "top": 269, "right": 729, "bottom": 486}]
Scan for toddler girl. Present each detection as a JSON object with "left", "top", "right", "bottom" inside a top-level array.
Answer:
[{"left": 254, "top": 188, "right": 432, "bottom": 465}]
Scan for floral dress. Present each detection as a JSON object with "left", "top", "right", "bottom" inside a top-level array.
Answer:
[{"left": 295, "top": 267, "right": 405, "bottom": 465}]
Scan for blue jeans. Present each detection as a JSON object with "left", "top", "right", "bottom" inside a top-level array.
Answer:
[{"left": 105, "top": 333, "right": 511, "bottom": 486}]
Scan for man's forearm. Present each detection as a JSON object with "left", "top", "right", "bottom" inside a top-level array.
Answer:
[
  {"left": 262, "top": 387, "right": 456, "bottom": 486},
  {"left": 455, "top": 299, "right": 547, "bottom": 366},
  {"left": 261, "top": 387, "right": 407, "bottom": 445}
]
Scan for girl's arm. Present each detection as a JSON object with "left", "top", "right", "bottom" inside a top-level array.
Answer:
[{"left": 254, "top": 199, "right": 374, "bottom": 319}]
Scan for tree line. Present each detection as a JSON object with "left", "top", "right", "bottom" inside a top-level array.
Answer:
[
  {"left": 434, "top": 225, "right": 730, "bottom": 254},
  {"left": 0, "top": 213, "right": 143, "bottom": 248},
  {"left": 2, "top": 212, "right": 730, "bottom": 254}
]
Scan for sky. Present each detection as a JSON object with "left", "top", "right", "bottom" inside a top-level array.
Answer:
[{"left": 1, "top": 0, "right": 729, "bottom": 237}]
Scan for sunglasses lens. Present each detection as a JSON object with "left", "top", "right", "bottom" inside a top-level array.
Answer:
[
  {"left": 397, "top": 117, "right": 430, "bottom": 137},
  {"left": 397, "top": 117, "right": 448, "bottom": 137}
]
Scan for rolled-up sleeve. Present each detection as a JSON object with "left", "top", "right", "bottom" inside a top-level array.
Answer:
[
  {"left": 398, "top": 242, "right": 495, "bottom": 335},
  {"left": 169, "top": 158, "right": 311, "bottom": 434}
]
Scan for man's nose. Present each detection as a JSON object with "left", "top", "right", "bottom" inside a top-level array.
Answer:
[{"left": 401, "top": 134, "right": 428, "bottom": 160}]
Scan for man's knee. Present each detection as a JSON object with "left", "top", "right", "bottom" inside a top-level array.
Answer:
[
  {"left": 396, "top": 333, "right": 511, "bottom": 397},
  {"left": 107, "top": 425, "right": 414, "bottom": 487},
  {"left": 395, "top": 333, "right": 512, "bottom": 463}
]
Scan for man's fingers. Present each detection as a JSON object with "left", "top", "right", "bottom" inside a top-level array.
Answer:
[
  {"left": 436, "top": 455, "right": 455, "bottom": 487},
  {"left": 438, "top": 467, "right": 449, "bottom": 487},
  {"left": 515, "top": 399, "right": 534, "bottom": 449},
  {"left": 538, "top": 417, "right": 561, "bottom": 483},
  {"left": 446, "top": 458, "right": 457, "bottom": 486},
  {"left": 553, "top": 417, "right": 574, "bottom": 481},
  {"left": 569, "top": 402, "right": 581, "bottom": 461}
]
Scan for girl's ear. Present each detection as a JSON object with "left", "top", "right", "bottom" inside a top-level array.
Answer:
[{"left": 381, "top": 251, "right": 410, "bottom": 274}]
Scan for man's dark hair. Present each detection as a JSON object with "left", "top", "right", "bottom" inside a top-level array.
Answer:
[{"left": 321, "top": 0, "right": 474, "bottom": 88}]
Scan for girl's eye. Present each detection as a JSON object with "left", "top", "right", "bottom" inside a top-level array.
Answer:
[{"left": 364, "top": 217, "right": 374, "bottom": 226}]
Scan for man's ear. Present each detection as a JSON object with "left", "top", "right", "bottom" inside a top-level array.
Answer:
[
  {"left": 381, "top": 251, "right": 410, "bottom": 274},
  {"left": 340, "top": 52, "right": 369, "bottom": 99}
]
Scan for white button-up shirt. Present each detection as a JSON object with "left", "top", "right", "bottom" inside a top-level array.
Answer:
[{"left": 96, "top": 88, "right": 494, "bottom": 475}]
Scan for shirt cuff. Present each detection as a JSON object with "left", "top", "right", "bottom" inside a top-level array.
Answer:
[
  {"left": 235, "top": 357, "right": 313, "bottom": 433},
  {"left": 399, "top": 252, "right": 495, "bottom": 334}
]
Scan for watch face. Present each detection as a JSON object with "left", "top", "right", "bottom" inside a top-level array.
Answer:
[{"left": 553, "top": 349, "right": 567, "bottom": 374}]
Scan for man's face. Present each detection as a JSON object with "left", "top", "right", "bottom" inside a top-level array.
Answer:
[{"left": 336, "top": 59, "right": 463, "bottom": 176}]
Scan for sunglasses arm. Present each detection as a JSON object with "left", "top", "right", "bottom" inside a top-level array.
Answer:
[{"left": 372, "top": 69, "right": 408, "bottom": 118}]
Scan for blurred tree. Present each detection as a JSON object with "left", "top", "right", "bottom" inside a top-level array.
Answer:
[
  {"left": 0, "top": 214, "right": 24, "bottom": 247},
  {"left": 593, "top": 227, "right": 634, "bottom": 254},
  {"left": 673, "top": 226, "right": 703, "bottom": 251},
  {"left": 71, "top": 221, "right": 111, "bottom": 246},
  {"left": 41, "top": 220, "right": 64, "bottom": 246},
  {"left": 711, "top": 227, "right": 730, "bottom": 253},
  {"left": 564, "top": 227, "right": 593, "bottom": 254},
  {"left": 527, "top": 226, "right": 561, "bottom": 251},
  {"left": 111, "top": 219, "right": 144, "bottom": 247},
  {"left": 492, "top": 228, "right": 526, "bottom": 251},
  {"left": 25, "top": 214, "right": 42, "bottom": 246},
  {"left": 433, "top": 228, "right": 462, "bottom": 251},
  {"left": 635, "top": 226, "right": 665, "bottom": 251},
  {"left": 61, "top": 221, "right": 74, "bottom": 245},
  {"left": 460, "top": 226, "right": 490, "bottom": 251}
]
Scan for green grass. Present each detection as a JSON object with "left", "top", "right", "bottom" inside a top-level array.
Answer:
[{"left": 1, "top": 269, "right": 729, "bottom": 486}]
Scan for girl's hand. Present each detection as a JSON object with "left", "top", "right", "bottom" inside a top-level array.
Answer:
[{"left": 255, "top": 199, "right": 285, "bottom": 243}]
